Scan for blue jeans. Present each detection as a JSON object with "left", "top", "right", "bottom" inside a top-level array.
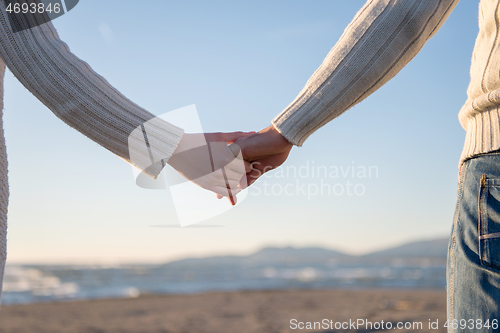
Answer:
[{"left": 447, "top": 152, "right": 500, "bottom": 332}]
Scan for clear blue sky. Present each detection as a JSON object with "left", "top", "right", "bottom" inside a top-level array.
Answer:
[{"left": 4, "top": 0, "right": 480, "bottom": 264}]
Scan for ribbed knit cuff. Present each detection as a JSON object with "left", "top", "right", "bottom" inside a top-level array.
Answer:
[
  {"left": 128, "top": 118, "right": 184, "bottom": 179},
  {"left": 459, "top": 105, "right": 500, "bottom": 168},
  {"left": 271, "top": 109, "right": 313, "bottom": 147}
]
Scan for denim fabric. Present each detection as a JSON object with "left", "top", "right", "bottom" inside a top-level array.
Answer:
[{"left": 447, "top": 152, "right": 500, "bottom": 332}]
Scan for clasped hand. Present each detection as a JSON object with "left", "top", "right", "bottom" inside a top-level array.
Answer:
[{"left": 168, "top": 126, "right": 292, "bottom": 204}]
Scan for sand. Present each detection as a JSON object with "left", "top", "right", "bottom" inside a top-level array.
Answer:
[{"left": 0, "top": 289, "right": 447, "bottom": 333}]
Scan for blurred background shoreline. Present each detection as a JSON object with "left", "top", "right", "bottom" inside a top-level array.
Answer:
[
  {"left": 0, "top": 237, "right": 449, "bottom": 332},
  {"left": 2, "top": 237, "right": 448, "bottom": 306}
]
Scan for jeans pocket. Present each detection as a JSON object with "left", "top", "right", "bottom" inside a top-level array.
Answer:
[{"left": 479, "top": 176, "right": 500, "bottom": 270}]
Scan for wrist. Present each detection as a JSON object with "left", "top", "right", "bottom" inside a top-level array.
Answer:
[{"left": 266, "top": 125, "right": 293, "bottom": 151}]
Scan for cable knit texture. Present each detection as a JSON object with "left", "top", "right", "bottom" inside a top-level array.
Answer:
[
  {"left": 273, "top": 0, "right": 500, "bottom": 168},
  {"left": 0, "top": 2, "right": 184, "bottom": 302}
]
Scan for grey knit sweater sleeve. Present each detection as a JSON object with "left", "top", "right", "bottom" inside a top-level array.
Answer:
[
  {"left": 272, "top": 0, "right": 459, "bottom": 146},
  {"left": 0, "top": 2, "right": 184, "bottom": 178}
]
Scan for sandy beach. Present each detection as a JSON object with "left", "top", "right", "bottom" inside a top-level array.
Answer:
[{"left": 0, "top": 289, "right": 447, "bottom": 333}]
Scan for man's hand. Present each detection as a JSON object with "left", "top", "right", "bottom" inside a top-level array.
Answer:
[
  {"left": 232, "top": 125, "right": 293, "bottom": 188},
  {"left": 167, "top": 132, "right": 253, "bottom": 205}
]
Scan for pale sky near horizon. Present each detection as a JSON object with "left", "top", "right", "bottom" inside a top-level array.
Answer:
[{"left": 3, "top": 0, "right": 480, "bottom": 264}]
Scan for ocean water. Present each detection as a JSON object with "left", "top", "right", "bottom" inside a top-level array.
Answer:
[{"left": 1, "top": 262, "right": 446, "bottom": 305}]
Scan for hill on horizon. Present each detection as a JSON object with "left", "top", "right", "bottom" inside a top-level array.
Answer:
[
  {"left": 362, "top": 238, "right": 449, "bottom": 258},
  {"left": 164, "top": 237, "right": 449, "bottom": 268}
]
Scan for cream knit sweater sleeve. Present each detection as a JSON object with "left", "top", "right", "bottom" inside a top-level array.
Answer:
[
  {"left": 272, "top": 0, "right": 459, "bottom": 146},
  {"left": 0, "top": 2, "right": 184, "bottom": 178}
]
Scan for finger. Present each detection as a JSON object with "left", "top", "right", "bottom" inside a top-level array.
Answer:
[
  {"left": 238, "top": 173, "right": 248, "bottom": 189},
  {"left": 200, "top": 171, "right": 241, "bottom": 192},
  {"left": 205, "top": 131, "right": 256, "bottom": 143},
  {"left": 223, "top": 168, "right": 245, "bottom": 182},
  {"left": 211, "top": 185, "right": 241, "bottom": 198},
  {"left": 214, "top": 189, "right": 237, "bottom": 205},
  {"left": 226, "top": 157, "right": 245, "bottom": 172},
  {"left": 241, "top": 169, "right": 262, "bottom": 189},
  {"left": 244, "top": 160, "right": 252, "bottom": 173},
  {"left": 210, "top": 174, "right": 241, "bottom": 189},
  {"left": 224, "top": 157, "right": 247, "bottom": 176},
  {"left": 223, "top": 178, "right": 241, "bottom": 189},
  {"left": 246, "top": 160, "right": 272, "bottom": 186}
]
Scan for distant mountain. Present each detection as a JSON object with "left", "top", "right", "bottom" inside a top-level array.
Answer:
[
  {"left": 361, "top": 238, "right": 449, "bottom": 259},
  {"left": 246, "top": 246, "right": 350, "bottom": 266},
  {"left": 165, "top": 247, "right": 351, "bottom": 269},
  {"left": 164, "top": 237, "right": 449, "bottom": 269}
]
